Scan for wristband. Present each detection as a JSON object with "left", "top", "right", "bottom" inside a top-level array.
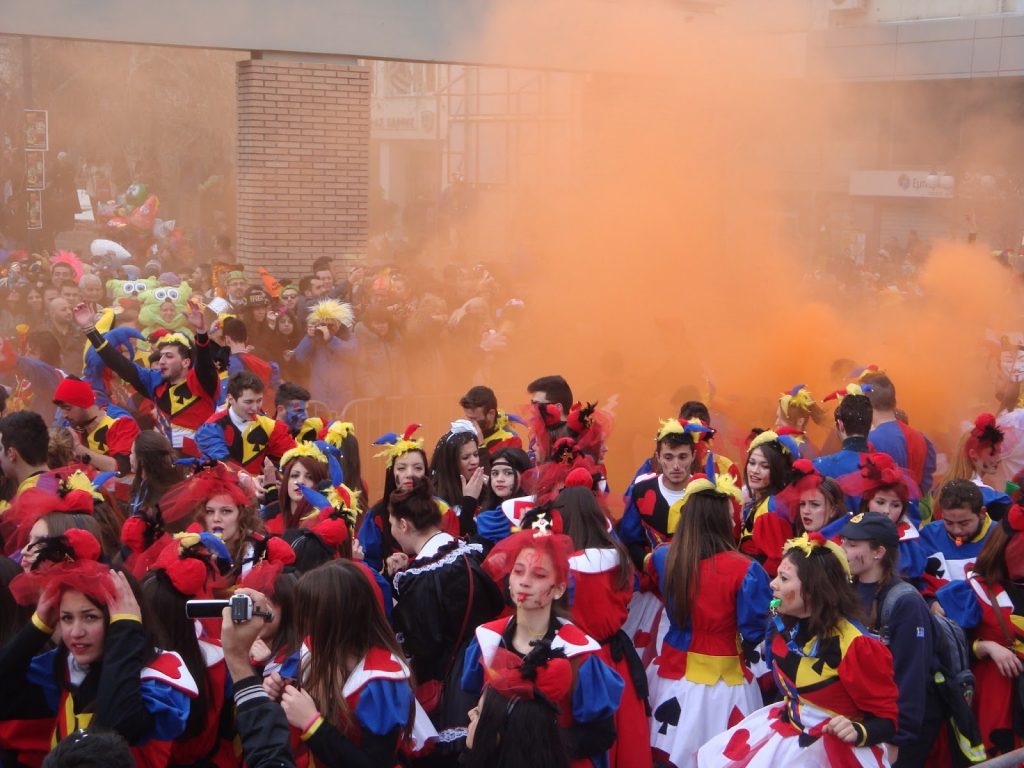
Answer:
[
  {"left": 851, "top": 720, "right": 868, "bottom": 747},
  {"left": 110, "top": 613, "right": 142, "bottom": 624},
  {"left": 300, "top": 714, "right": 324, "bottom": 741},
  {"left": 31, "top": 613, "right": 55, "bottom": 634},
  {"left": 971, "top": 639, "right": 983, "bottom": 659}
]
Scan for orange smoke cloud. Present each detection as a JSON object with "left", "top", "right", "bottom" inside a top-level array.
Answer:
[{"left": 454, "top": 2, "right": 1024, "bottom": 491}]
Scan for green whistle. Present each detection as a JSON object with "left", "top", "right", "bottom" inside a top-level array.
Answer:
[{"left": 769, "top": 598, "right": 781, "bottom": 610}]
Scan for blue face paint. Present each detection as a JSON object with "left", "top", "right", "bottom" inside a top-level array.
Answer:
[{"left": 285, "top": 404, "right": 308, "bottom": 432}]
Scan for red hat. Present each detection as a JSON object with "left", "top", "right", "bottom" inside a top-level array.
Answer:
[{"left": 53, "top": 378, "right": 95, "bottom": 408}]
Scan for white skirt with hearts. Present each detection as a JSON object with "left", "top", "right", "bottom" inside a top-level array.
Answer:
[
  {"left": 695, "top": 700, "right": 891, "bottom": 768},
  {"left": 647, "top": 665, "right": 763, "bottom": 768},
  {"left": 623, "top": 590, "right": 664, "bottom": 658}
]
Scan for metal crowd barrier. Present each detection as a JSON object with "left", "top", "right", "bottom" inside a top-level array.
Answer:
[{"left": 976, "top": 749, "right": 1024, "bottom": 768}]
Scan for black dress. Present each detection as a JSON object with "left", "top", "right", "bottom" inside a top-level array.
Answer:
[{"left": 391, "top": 532, "right": 503, "bottom": 757}]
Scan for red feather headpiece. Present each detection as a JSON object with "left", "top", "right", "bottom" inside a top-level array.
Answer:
[
  {"left": 482, "top": 529, "right": 574, "bottom": 589},
  {"left": 838, "top": 452, "right": 919, "bottom": 503},
  {"left": 152, "top": 532, "right": 227, "bottom": 598},
  {"left": 2, "top": 484, "right": 97, "bottom": 557},
  {"left": 966, "top": 413, "right": 1004, "bottom": 454},
  {"left": 9, "top": 529, "right": 115, "bottom": 607},
  {"left": 239, "top": 536, "right": 297, "bottom": 598},
  {"left": 158, "top": 462, "right": 250, "bottom": 526},
  {"left": 774, "top": 459, "right": 827, "bottom": 523}
]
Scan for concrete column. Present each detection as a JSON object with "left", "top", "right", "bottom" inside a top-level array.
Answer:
[{"left": 236, "top": 58, "right": 369, "bottom": 278}]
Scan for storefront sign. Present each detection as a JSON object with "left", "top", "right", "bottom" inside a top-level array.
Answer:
[{"left": 849, "top": 170, "right": 954, "bottom": 199}]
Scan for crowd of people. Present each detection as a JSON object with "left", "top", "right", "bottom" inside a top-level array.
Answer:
[{"left": 0, "top": 245, "right": 1021, "bottom": 768}]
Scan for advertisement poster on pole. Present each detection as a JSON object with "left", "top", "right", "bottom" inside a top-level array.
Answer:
[
  {"left": 27, "top": 190, "right": 43, "bottom": 230},
  {"left": 24, "top": 109, "right": 48, "bottom": 151},
  {"left": 25, "top": 151, "right": 45, "bottom": 190}
]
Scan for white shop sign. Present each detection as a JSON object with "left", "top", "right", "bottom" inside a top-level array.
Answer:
[{"left": 849, "top": 170, "right": 954, "bottom": 199}]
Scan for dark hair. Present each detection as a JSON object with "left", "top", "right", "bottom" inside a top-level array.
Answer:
[
  {"left": 130, "top": 432, "right": 182, "bottom": 509},
  {"left": 227, "top": 370, "right": 264, "bottom": 399},
  {"left": 555, "top": 487, "right": 632, "bottom": 591},
  {"left": 222, "top": 317, "right": 248, "bottom": 344},
  {"left": 460, "top": 385, "right": 498, "bottom": 413},
  {"left": 311, "top": 256, "right": 333, "bottom": 273},
  {"left": 139, "top": 571, "right": 211, "bottom": 739},
  {"left": 481, "top": 447, "right": 530, "bottom": 509},
  {"left": 973, "top": 524, "right": 1012, "bottom": 583},
  {"left": 937, "top": 479, "right": 984, "bottom": 515},
  {"left": 745, "top": 440, "right": 792, "bottom": 499},
  {"left": 295, "top": 561, "right": 411, "bottom": 733},
  {"left": 835, "top": 394, "right": 872, "bottom": 437},
  {"left": 155, "top": 338, "right": 193, "bottom": 362},
  {"left": 380, "top": 449, "right": 429, "bottom": 508},
  {"left": 431, "top": 430, "right": 480, "bottom": 507},
  {"left": 26, "top": 330, "right": 61, "bottom": 367},
  {"left": 280, "top": 455, "right": 330, "bottom": 529},
  {"left": 781, "top": 547, "right": 863, "bottom": 638},
  {"left": 794, "top": 477, "right": 847, "bottom": 534},
  {"left": 664, "top": 493, "right": 737, "bottom": 628},
  {"left": 678, "top": 400, "right": 710, "bottom": 423},
  {"left": 262, "top": 569, "right": 301, "bottom": 661},
  {"left": 657, "top": 432, "right": 697, "bottom": 452},
  {"left": 289, "top": 516, "right": 354, "bottom": 571},
  {"left": 275, "top": 381, "right": 310, "bottom": 407},
  {"left": 462, "top": 686, "right": 569, "bottom": 768},
  {"left": 298, "top": 275, "right": 317, "bottom": 295},
  {"left": 853, "top": 541, "right": 899, "bottom": 628},
  {"left": 0, "top": 556, "right": 31, "bottom": 645},
  {"left": 338, "top": 432, "right": 365, "bottom": 514},
  {"left": 0, "top": 410, "right": 50, "bottom": 466},
  {"left": 527, "top": 376, "right": 573, "bottom": 415},
  {"left": 388, "top": 477, "right": 442, "bottom": 532},
  {"left": 0, "top": 385, "right": 8, "bottom": 416},
  {"left": 861, "top": 374, "right": 896, "bottom": 411},
  {"left": 43, "top": 729, "right": 135, "bottom": 768}
]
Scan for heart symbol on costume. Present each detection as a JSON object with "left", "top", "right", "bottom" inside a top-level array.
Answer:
[
  {"left": 723, "top": 728, "right": 752, "bottom": 760},
  {"left": 637, "top": 490, "right": 656, "bottom": 518},
  {"left": 150, "top": 654, "right": 183, "bottom": 679},
  {"left": 557, "top": 624, "right": 591, "bottom": 647},
  {"left": 364, "top": 646, "right": 403, "bottom": 673}
]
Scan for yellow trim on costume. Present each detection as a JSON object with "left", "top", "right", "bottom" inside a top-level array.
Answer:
[
  {"left": 32, "top": 613, "right": 54, "bottom": 634},
  {"left": 300, "top": 715, "right": 325, "bottom": 741},
  {"left": 110, "top": 613, "right": 142, "bottom": 624},
  {"left": 683, "top": 651, "right": 749, "bottom": 686},
  {"left": 851, "top": 720, "right": 868, "bottom": 747}
]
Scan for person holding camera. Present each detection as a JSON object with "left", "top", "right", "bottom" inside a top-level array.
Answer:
[{"left": 293, "top": 300, "right": 357, "bottom": 416}]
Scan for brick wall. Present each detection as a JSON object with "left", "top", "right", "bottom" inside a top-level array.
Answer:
[{"left": 236, "top": 59, "right": 369, "bottom": 280}]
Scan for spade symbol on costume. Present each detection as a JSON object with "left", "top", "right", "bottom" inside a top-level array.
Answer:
[
  {"left": 92, "top": 424, "right": 110, "bottom": 453},
  {"left": 653, "top": 697, "right": 681, "bottom": 735},
  {"left": 169, "top": 382, "right": 197, "bottom": 415},
  {"left": 810, "top": 637, "right": 843, "bottom": 675},
  {"left": 243, "top": 424, "right": 269, "bottom": 465}
]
